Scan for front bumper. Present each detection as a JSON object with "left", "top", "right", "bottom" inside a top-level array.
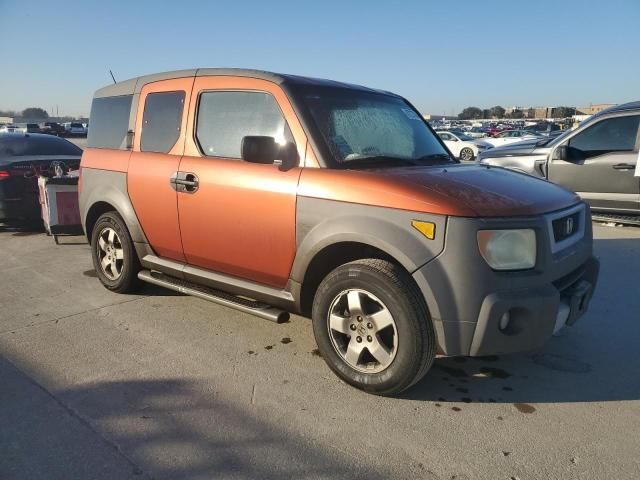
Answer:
[
  {"left": 412, "top": 203, "right": 599, "bottom": 356},
  {"left": 0, "top": 182, "right": 40, "bottom": 221}
]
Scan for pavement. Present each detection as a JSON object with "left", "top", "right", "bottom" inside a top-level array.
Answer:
[{"left": 1, "top": 222, "right": 639, "bottom": 480}]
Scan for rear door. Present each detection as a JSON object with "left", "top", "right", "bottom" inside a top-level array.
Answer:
[
  {"left": 178, "top": 76, "right": 308, "bottom": 287},
  {"left": 128, "top": 77, "right": 194, "bottom": 261},
  {"left": 548, "top": 114, "right": 640, "bottom": 213}
]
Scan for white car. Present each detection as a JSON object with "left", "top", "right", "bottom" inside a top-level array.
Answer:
[
  {"left": 482, "top": 129, "right": 541, "bottom": 147},
  {"left": 0, "top": 124, "right": 26, "bottom": 133},
  {"left": 62, "top": 122, "right": 87, "bottom": 136},
  {"left": 436, "top": 131, "right": 493, "bottom": 161},
  {"left": 464, "top": 127, "right": 486, "bottom": 138}
]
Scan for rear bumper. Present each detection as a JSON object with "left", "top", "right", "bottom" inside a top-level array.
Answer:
[
  {"left": 412, "top": 203, "right": 599, "bottom": 356},
  {"left": 0, "top": 184, "right": 40, "bottom": 221}
]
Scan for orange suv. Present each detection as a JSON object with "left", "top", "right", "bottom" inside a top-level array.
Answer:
[{"left": 80, "top": 69, "right": 599, "bottom": 395}]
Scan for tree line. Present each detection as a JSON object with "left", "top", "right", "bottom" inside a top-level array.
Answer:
[
  {"left": 457, "top": 106, "right": 576, "bottom": 120},
  {"left": 0, "top": 107, "right": 50, "bottom": 118}
]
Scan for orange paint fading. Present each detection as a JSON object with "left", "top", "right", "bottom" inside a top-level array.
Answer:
[
  {"left": 81, "top": 148, "right": 131, "bottom": 172},
  {"left": 127, "top": 77, "right": 195, "bottom": 262},
  {"left": 177, "top": 157, "right": 301, "bottom": 286},
  {"left": 128, "top": 151, "right": 184, "bottom": 261},
  {"left": 298, "top": 168, "right": 478, "bottom": 217},
  {"left": 179, "top": 76, "right": 306, "bottom": 287}
]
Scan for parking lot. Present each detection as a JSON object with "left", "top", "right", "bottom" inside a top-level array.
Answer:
[{"left": 1, "top": 222, "right": 638, "bottom": 480}]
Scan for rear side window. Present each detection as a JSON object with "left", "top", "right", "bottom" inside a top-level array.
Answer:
[
  {"left": 140, "top": 91, "right": 185, "bottom": 153},
  {"left": 569, "top": 115, "right": 640, "bottom": 157},
  {"left": 87, "top": 95, "right": 133, "bottom": 149},
  {"left": 196, "top": 91, "right": 293, "bottom": 159}
]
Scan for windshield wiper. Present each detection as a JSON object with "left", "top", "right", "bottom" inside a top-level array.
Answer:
[
  {"left": 340, "top": 156, "right": 421, "bottom": 169},
  {"left": 414, "top": 153, "right": 455, "bottom": 164}
]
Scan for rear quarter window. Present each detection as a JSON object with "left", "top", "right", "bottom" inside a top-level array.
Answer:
[{"left": 87, "top": 95, "right": 133, "bottom": 149}]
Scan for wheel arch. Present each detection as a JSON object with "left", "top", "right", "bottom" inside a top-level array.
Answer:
[
  {"left": 80, "top": 169, "right": 147, "bottom": 245},
  {"left": 297, "top": 240, "right": 407, "bottom": 316}
]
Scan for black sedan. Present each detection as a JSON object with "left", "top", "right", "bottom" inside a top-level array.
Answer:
[{"left": 0, "top": 133, "right": 82, "bottom": 225}]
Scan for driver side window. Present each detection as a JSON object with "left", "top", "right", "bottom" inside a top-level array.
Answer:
[{"left": 569, "top": 115, "right": 640, "bottom": 159}]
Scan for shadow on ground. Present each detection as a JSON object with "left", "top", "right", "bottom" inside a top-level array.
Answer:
[{"left": 0, "top": 356, "right": 392, "bottom": 480}]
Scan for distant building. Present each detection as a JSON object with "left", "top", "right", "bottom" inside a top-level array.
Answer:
[
  {"left": 0, "top": 116, "right": 14, "bottom": 124},
  {"left": 422, "top": 114, "right": 456, "bottom": 121},
  {"left": 576, "top": 103, "right": 617, "bottom": 115}
]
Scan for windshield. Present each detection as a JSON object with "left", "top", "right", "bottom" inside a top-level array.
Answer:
[
  {"left": 457, "top": 133, "right": 473, "bottom": 141},
  {"left": 291, "top": 86, "right": 454, "bottom": 168}
]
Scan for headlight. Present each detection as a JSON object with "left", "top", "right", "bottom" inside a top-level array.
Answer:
[{"left": 477, "top": 229, "right": 536, "bottom": 270}]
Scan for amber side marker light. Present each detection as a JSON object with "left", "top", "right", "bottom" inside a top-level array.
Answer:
[{"left": 411, "top": 220, "right": 436, "bottom": 240}]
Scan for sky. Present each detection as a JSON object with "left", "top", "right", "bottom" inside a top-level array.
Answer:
[{"left": 1, "top": 0, "right": 638, "bottom": 117}]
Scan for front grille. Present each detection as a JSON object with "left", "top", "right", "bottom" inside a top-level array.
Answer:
[{"left": 552, "top": 211, "right": 580, "bottom": 243}]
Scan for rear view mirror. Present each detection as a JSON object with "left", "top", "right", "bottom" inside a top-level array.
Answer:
[{"left": 241, "top": 136, "right": 299, "bottom": 170}]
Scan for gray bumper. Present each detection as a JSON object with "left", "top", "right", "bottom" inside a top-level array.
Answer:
[{"left": 412, "top": 204, "right": 599, "bottom": 356}]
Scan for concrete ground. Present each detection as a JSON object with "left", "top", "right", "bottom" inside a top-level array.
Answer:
[{"left": 1, "top": 223, "right": 639, "bottom": 480}]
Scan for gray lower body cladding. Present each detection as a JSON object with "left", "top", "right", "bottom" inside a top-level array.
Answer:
[{"left": 413, "top": 203, "right": 598, "bottom": 356}]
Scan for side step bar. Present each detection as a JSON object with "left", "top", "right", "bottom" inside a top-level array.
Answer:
[{"left": 138, "top": 270, "right": 290, "bottom": 324}]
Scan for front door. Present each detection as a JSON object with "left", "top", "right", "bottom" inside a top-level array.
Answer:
[
  {"left": 178, "top": 76, "right": 308, "bottom": 287},
  {"left": 548, "top": 114, "right": 640, "bottom": 213},
  {"left": 128, "top": 77, "right": 195, "bottom": 261}
]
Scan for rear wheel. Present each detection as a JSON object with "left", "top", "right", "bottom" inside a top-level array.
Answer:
[
  {"left": 312, "top": 259, "right": 436, "bottom": 396},
  {"left": 90, "top": 211, "right": 141, "bottom": 293},
  {"left": 460, "top": 147, "right": 474, "bottom": 161}
]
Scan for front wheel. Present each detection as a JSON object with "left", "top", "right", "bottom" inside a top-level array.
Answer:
[
  {"left": 312, "top": 259, "right": 436, "bottom": 396},
  {"left": 460, "top": 147, "right": 475, "bottom": 161}
]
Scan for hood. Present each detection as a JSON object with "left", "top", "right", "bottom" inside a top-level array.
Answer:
[
  {"left": 472, "top": 140, "right": 493, "bottom": 148},
  {"left": 386, "top": 164, "right": 579, "bottom": 217},
  {"left": 299, "top": 163, "right": 580, "bottom": 218},
  {"left": 482, "top": 138, "right": 551, "bottom": 156}
]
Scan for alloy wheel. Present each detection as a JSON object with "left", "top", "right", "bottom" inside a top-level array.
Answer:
[
  {"left": 96, "top": 227, "right": 124, "bottom": 280},
  {"left": 327, "top": 289, "right": 398, "bottom": 373}
]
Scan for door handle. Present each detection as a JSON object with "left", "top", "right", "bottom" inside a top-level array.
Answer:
[
  {"left": 612, "top": 163, "right": 634, "bottom": 170},
  {"left": 169, "top": 172, "right": 199, "bottom": 193}
]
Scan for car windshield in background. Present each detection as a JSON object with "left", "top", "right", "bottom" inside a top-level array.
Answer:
[
  {"left": 0, "top": 135, "right": 82, "bottom": 157},
  {"left": 295, "top": 87, "right": 454, "bottom": 169},
  {"left": 457, "top": 133, "right": 474, "bottom": 141}
]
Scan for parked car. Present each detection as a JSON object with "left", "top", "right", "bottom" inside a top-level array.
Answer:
[
  {"left": 0, "top": 133, "right": 82, "bottom": 224},
  {"left": 40, "top": 121, "right": 66, "bottom": 136},
  {"left": 62, "top": 122, "right": 87, "bottom": 137},
  {"left": 478, "top": 101, "right": 640, "bottom": 215},
  {"left": 0, "top": 124, "right": 26, "bottom": 133},
  {"left": 25, "top": 123, "right": 42, "bottom": 133},
  {"left": 465, "top": 126, "right": 486, "bottom": 138},
  {"left": 80, "top": 68, "right": 599, "bottom": 396},
  {"left": 482, "top": 129, "right": 542, "bottom": 147},
  {"left": 436, "top": 131, "right": 493, "bottom": 161},
  {"left": 526, "top": 121, "right": 561, "bottom": 136}
]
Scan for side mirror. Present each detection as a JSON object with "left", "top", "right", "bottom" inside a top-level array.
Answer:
[
  {"left": 241, "top": 136, "right": 299, "bottom": 170},
  {"left": 553, "top": 145, "right": 569, "bottom": 161}
]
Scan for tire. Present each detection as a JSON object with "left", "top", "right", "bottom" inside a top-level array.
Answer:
[
  {"left": 90, "top": 211, "right": 141, "bottom": 293},
  {"left": 312, "top": 259, "right": 436, "bottom": 396},
  {"left": 460, "top": 147, "right": 474, "bottom": 161}
]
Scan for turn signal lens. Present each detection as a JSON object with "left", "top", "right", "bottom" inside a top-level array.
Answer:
[{"left": 412, "top": 220, "right": 436, "bottom": 240}]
